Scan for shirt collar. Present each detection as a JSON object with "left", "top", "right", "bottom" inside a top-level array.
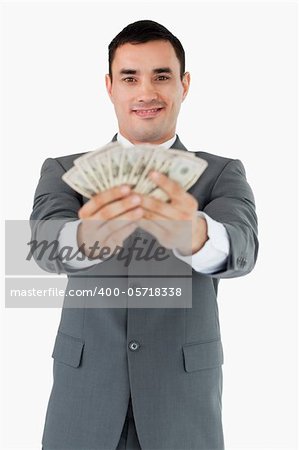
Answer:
[{"left": 117, "top": 132, "right": 177, "bottom": 149}]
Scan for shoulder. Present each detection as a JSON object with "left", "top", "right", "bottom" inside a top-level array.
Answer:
[
  {"left": 185, "top": 148, "right": 248, "bottom": 196},
  {"left": 188, "top": 150, "right": 238, "bottom": 179},
  {"left": 50, "top": 151, "right": 88, "bottom": 172},
  {"left": 46, "top": 141, "right": 112, "bottom": 172},
  {"left": 40, "top": 151, "right": 88, "bottom": 175},
  {"left": 175, "top": 136, "right": 234, "bottom": 167},
  {"left": 191, "top": 150, "right": 234, "bottom": 167}
]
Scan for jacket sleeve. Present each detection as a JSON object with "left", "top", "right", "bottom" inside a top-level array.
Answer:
[
  {"left": 202, "top": 159, "right": 259, "bottom": 279},
  {"left": 29, "top": 157, "right": 88, "bottom": 275}
]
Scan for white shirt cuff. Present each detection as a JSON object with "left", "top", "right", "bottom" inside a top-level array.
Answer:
[
  {"left": 173, "top": 211, "right": 230, "bottom": 274},
  {"left": 58, "top": 220, "right": 101, "bottom": 269}
]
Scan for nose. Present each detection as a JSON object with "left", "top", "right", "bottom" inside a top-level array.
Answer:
[{"left": 136, "top": 79, "right": 159, "bottom": 103}]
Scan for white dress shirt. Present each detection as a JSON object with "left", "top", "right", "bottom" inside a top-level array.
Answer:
[{"left": 58, "top": 133, "right": 230, "bottom": 274}]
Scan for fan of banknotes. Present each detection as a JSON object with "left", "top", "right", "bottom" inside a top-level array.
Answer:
[{"left": 62, "top": 142, "right": 208, "bottom": 202}]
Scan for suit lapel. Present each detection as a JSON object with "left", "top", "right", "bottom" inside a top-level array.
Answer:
[{"left": 170, "top": 135, "right": 188, "bottom": 151}]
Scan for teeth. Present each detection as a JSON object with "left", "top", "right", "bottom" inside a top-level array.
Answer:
[{"left": 136, "top": 109, "right": 159, "bottom": 113}]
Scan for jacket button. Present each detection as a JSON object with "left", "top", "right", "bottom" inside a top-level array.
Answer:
[
  {"left": 237, "top": 256, "right": 247, "bottom": 268},
  {"left": 128, "top": 341, "right": 140, "bottom": 351}
]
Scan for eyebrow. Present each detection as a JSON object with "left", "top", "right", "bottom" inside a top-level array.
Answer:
[{"left": 119, "top": 67, "right": 173, "bottom": 75}]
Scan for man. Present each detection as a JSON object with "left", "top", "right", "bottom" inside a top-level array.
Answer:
[{"left": 30, "top": 20, "right": 258, "bottom": 450}]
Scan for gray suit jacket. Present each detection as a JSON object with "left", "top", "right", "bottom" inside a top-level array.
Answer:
[{"left": 30, "top": 135, "right": 258, "bottom": 449}]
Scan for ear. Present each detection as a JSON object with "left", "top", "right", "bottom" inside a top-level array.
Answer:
[
  {"left": 105, "top": 74, "right": 113, "bottom": 102},
  {"left": 182, "top": 72, "right": 190, "bottom": 102}
]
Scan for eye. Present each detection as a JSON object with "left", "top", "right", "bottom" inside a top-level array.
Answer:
[
  {"left": 156, "top": 75, "right": 170, "bottom": 81},
  {"left": 123, "top": 77, "right": 137, "bottom": 83}
]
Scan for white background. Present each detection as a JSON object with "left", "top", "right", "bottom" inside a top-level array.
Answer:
[{"left": 1, "top": 1, "right": 298, "bottom": 449}]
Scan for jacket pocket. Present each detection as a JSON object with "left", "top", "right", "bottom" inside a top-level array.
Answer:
[
  {"left": 182, "top": 339, "right": 224, "bottom": 372},
  {"left": 51, "top": 332, "right": 84, "bottom": 368}
]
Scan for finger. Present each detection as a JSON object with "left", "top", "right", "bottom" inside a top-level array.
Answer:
[
  {"left": 140, "top": 194, "right": 190, "bottom": 220},
  {"left": 101, "top": 206, "right": 143, "bottom": 238},
  {"left": 140, "top": 219, "right": 191, "bottom": 250},
  {"left": 80, "top": 206, "right": 143, "bottom": 246},
  {"left": 142, "top": 210, "right": 191, "bottom": 238},
  {"left": 149, "top": 172, "right": 199, "bottom": 212},
  {"left": 142, "top": 207, "right": 193, "bottom": 229},
  {"left": 104, "top": 221, "right": 139, "bottom": 249},
  {"left": 78, "top": 184, "right": 131, "bottom": 218},
  {"left": 149, "top": 172, "right": 185, "bottom": 203},
  {"left": 91, "top": 194, "right": 142, "bottom": 222},
  {"left": 138, "top": 219, "right": 174, "bottom": 249}
]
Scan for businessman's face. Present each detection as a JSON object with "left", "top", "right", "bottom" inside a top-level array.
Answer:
[{"left": 105, "top": 40, "right": 190, "bottom": 145}]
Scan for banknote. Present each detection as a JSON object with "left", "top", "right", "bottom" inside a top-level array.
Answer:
[
  {"left": 62, "top": 142, "right": 208, "bottom": 200},
  {"left": 62, "top": 166, "right": 96, "bottom": 198}
]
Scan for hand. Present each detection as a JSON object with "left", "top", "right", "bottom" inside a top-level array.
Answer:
[
  {"left": 137, "top": 171, "right": 208, "bottom": 255},
  {"left": 77, "top": 185, "right": 144, "bottom": 259}
]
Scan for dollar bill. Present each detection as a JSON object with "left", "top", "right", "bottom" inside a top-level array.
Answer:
[
  {"left": 62, "top": 166, "right": 95, "bottom": 198},
  {"left": 147, "top": 154, "right": 208, "bottom": 201},
  {"left": 62, "top": 142, "right": 208, "bottom": 203}
]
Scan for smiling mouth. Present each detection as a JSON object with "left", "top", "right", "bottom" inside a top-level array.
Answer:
[{"left": 132, "top": 108, "right": 164, "bottom": 118}]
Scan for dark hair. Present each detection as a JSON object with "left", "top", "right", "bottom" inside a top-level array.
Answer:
[{"left": 108, "top": 20, "right": 185, "bottom": 80}]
